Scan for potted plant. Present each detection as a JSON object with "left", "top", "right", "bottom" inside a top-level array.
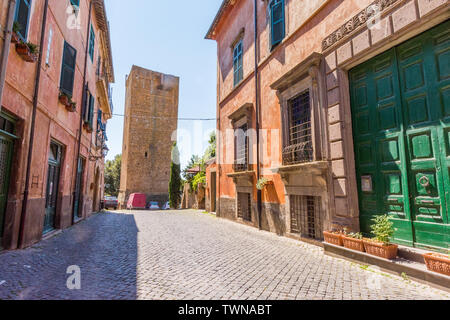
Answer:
[
  {"left": 83, "top": 122, "right": 93, "bottom": 133},
  {"left": 11, "top": 21, "right": 21, "bottom": 44},
  {"left": 342, "top": 232, "right": 365, "bottom": 252},
  {"left": 423, "top": 252, "right": 450, "bottom": 276},
  {"left": 66, "top": 101, "right": 77, "bottom": 112},
  {"left": 58, "top": 92, "right": 71, "bottom": 106},
  {"left": 16, "top": 41, "right": 38, "bottom": 62},
  {"left": 256, "top": 177, "right": 273, "bottom": 190},
  {"left": 323, "top": 229, "right": 344, "bottom": 246},
  {"left": 363, "top": 215, "right": 398, "bottom": 259}
]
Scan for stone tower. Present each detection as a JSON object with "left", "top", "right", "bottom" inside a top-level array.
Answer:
[{"left": 118, "top": 66, "right": 179, "bottom": 208}]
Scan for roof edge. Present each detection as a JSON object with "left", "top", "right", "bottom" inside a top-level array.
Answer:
[{"left": 205, "top": 0, "right": 234, "bottom": 40}]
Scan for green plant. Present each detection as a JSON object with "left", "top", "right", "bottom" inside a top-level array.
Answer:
[
  {"left": 256, "top": 177, "right": 269, "bottom": 190},
  {"left": 26, "top": 42, "right": 39, "bottom": 55},
  {"left": 13, "top": 21, "right": 21, "bottom": 34},
  {"left": 348, "top": 232, "right": 363, "bottom": 240},
  {"left": 370, "top": 214, "right": 394, "bottom": 245},
  {"left": 192, "top": 171, "right": 206, "bottom": 192}
]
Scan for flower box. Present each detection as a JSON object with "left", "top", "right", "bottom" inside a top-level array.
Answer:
[
  {"left": 363, "top": 239, "right": 398, "bottom": 260},
  {"left": 423, "top": 253, "right": 450, "bottom": 276},
  {"left": 83, "top": 123, "right": 93, "bottom": 133},
  {"left": 15, "top": 43, "right": 37, "bottom": 63},
  {"left": 323, "top": 231, "right": 343, "bottom": 246},
  {"left": 59, "top": 93, "right": 70, "bottom": 106},
  {"left": 65, "top": 102, "right": 76, "bottom": 113},
  {"left": 342, "top": 236, "right": 365, "bottom": 252},
  {"left": 11, "top": 32, "right": 19, "bottom": 44}
]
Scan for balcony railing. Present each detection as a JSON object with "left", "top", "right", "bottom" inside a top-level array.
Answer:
[
  {"left": 282, "top": 141, "right": 313, "bottom": 166},
  {"left": 233, "top": 158, "right": 249, "bottom": 172}
]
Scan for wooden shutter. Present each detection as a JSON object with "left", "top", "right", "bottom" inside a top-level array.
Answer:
[
  {"left": 15, "top": 0, "right": 32, "bottom": 40},
  {"left": 60, "top": 42, "right": 77, "bottom": 96},
  {"left": 270, "top": 0, "right": 285, "bottom": 47},
  {"left": 89, "top": 26, "right": 95, "bottom": 62},
  {"left": 89, "top": 94, "right": 95, "bottom": 127}
]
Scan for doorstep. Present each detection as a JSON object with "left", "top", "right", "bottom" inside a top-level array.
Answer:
[
  {"left": 323, "top": 242, "right": 450, "bottom": 293},
  {"left": 41, "top": 229, "right": 62, "bottom": 241}
]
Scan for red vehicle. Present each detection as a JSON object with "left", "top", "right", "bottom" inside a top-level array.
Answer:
[{"left": 127, "top": 193, "right": 147, "bottom": 210}]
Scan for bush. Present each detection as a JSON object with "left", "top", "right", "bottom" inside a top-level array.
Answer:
[
  {"left": 371, "top": 215, "right": 394, "bottom": 245},
  {"left": 192, "top": 172, "right": 206, "bottom": 192}
]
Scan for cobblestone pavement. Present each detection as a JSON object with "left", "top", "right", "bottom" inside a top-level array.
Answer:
[{"left": 0, "top": 210, "right": 449, "bottom": 300}]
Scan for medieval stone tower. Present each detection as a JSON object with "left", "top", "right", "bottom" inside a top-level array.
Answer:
[{"left": 118, "top": 66, "right": 179, "bottom": 208}]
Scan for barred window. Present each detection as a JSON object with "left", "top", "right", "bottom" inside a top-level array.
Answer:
[
  {"left": 283, "top": 90, "right": 313, "bottom": 165},
  {"left": 234, "top": 124, "right": 248, "bottom": 172}
]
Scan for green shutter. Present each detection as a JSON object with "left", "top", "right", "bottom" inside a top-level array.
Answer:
[
  {"left": 60, "top": 42, "right": 77, "bottom": 96},
  {"left": 233, "top": 40, "right": 243, "bottom": 87},
  {"left": 89, "top": 26, "right": 95, "bottom": 62},
  {"left": 89, "top": 94, "right": 95, "bottom": 128},
  {"left": 270, "top": 0, "right": 285, "bottom": 48}
]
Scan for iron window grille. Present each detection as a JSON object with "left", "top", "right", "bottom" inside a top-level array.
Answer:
[
  {"left": 238, "top": 192, "right": 252, "bottom": 222},
  {"left": 233, "top": 124, "right": 249, "bottom": 172},
  {"left": 283, "top": 90, "right": 313, "bottom": 165},
  {"left": 289, "top": 195, "right": 322, "bottom": 240}
]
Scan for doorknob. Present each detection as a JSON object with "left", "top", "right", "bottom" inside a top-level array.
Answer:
[{"left": 419, "top": 176, "right": 430, "bottom": 188}]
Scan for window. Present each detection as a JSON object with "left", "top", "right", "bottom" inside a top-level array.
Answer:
[
  {"left": 89, "top": 26, "right": 95, "bottom": 62},
  {"left": 84, "top": 91, "right": 95, "bottom": 129},
  {"left": 234, "top": 123, "right": 249, "bottom": 172},
  {"left": 233, "top": 40, "right": 243, "bottom": 87},
  {"left": 270, "top": 0, "right": 285, "bottom": 48},
  {"left": 46, "top": 28, "right": 53, "bottom": 66},
  {"left": 14, "top": 0, "right": 32, "bottom": 41},
  {"left": 289, "top": 195, "right": 322, "bottom": 239},
  {"left": 60, "top": 42, "right": 77, "bottom": 96},
  {"left": 282, "top": 90, "right": 313, "bottom": 165},
  {"left": 70, "top": 0, "right": 80, "bottom": 7}
]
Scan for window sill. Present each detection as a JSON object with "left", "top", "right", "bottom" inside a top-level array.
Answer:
[{"left": 271, "top": 161, "right": 328, "bottom": 175}]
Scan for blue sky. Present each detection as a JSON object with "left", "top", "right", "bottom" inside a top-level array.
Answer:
[{"left": 105, "top": 0, "right": 222, "bottom": 168}]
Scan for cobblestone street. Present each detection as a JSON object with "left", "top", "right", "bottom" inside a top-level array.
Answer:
[{"left": 0, "top": 210, "right": 448, "bottom": 300}]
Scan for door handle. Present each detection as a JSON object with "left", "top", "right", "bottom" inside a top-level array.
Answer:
[{"left": 419, "top": 176, "right": 430, "bottom": 188}]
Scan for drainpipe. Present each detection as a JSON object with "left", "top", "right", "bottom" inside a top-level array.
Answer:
[
  {"left": 0, "top": 0, "right": 17, "bottom": 112},
  {"left": 18, "top": 0, "right": 49, "bottom": 248},
  {"left": 72, "top": 0, "right": 93, "bottom": 223},
  {"left": 254, "top": 0, "right": 262, "bottom": 230}
]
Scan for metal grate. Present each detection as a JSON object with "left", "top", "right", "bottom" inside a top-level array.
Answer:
[
  {"left": 237, "top": 192, "right": 252, "bottom": 222},
  {"left": 234, "top": 124, "right": 249, "bottom": 172},
  {"left": 289, "top": 195, "right": 322, "bottom": 239},
  {"left": 283, "top": 90, "right": 313, "bottom": 165}
]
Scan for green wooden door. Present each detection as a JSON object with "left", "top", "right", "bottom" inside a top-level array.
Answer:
[
  {"left": 44, "top": 142, "right": 62, "bottom": 234},
  {"left": 350, "top": 21, "right": 450, "bottom": 250},
  {"left": 0, "top": 135, "right": 14, "bottom": 241}
]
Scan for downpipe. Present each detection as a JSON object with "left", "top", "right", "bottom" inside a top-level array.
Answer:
[{"left": 254, "top": 0, "right": 262, "bottom": 230}]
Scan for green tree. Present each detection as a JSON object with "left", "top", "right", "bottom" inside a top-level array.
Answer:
[
  {"left": 104, "top": 154, "right": 122, "bottom": 196},
  {"left": 203, "top": 131, "right": 216, "bottom": 161},
  {"left": 169, "top": 143, "right": 182, "bottom": 209}
]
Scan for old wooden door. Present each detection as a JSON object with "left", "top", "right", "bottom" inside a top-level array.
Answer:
[
  {"left": 350, "top": 21, "right": 450, "bottom": 250},
  {"left": 73, "top": 157, "right": 84, "bottom": 222},
  {"left": 44, "top": 142, "right": 62, "bottom": 234},
  {"left": 0, "top": 135, "right": 13, "bottom": 242}
]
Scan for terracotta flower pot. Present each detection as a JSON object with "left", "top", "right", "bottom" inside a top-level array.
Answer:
[
  {"left": 323, "top": 231, "right": 343, "bottom": 246},
  {"left": 59, "top": 94, "right": 69, "bottom": 106},
  {"left": 342, "top": 236, "right": 365, "bottom": 252},
  {"left": 363, "top": 239, "right": 398, "bottom": 260},
  {"left": 11, "top": 32, "right": 19, "bottom": 44},
  {"left": 65, "top": 102, "right": 76, "bottom": 112},
  {"left": 423, "top": 253, "right": 450, "bottom": 276},
  {"left": 15, "top": 43, "right": 36, "bottom": 62}
]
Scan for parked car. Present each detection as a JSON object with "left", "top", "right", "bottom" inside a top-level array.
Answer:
[
  {"left": 104, "top": 196, "right": 118, "bottom": 210},
  {"left": 162, "top": 202, "right": 170, "bottom": 210},
  {"left": 148, "top": 201, "right": 160, "bottom": 210},
  {"left": 127, "top": 193, "right": 147, "bottom": 210}
]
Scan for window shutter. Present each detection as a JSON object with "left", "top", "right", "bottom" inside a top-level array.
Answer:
[
  {"left": 89, "top": 26, "right": 95, "bottom": 62},
  {"left": 271, "top": 0, "right": 285, "bottom": 47},
  {"left": 89, "top": 95, "right": 95, "bottom": 127},
  {"left": 15, "top": 0, "right": 32, "bottom": 40},
  {"left": 60, "top": 42, "right": 77, "bottom": 96}
]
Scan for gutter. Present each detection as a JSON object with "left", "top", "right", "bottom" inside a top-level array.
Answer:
[
  {"left": 0, "top": 0, "right": 17, "bottom": 112},
  {"left": 254, "top": 0, "right": 262, "bottom": 230},
  {"left": 72, "top": 0, "right": 93, "bottom": 223},
  {"left": 18, "top": 0, "right": 49, "bottom": 248}
]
